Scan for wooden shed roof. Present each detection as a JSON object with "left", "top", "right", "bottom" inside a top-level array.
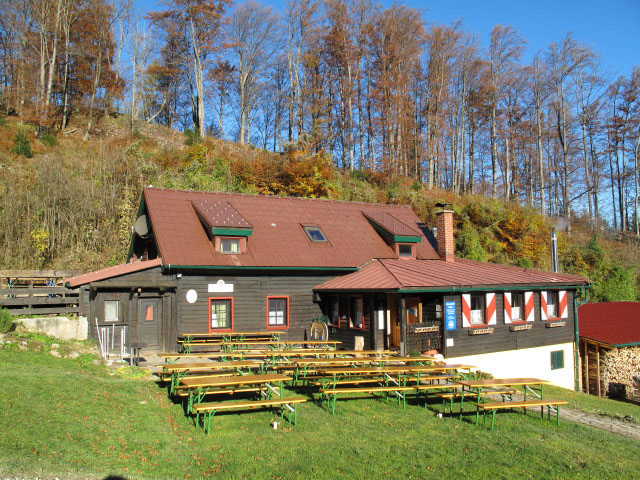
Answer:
[{"left": 578, "top": 302, "right": 640, "bottom": 347}]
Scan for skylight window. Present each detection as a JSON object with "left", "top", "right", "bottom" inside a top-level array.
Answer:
[{"left": 304, "top": 226, "right": 327, "bottom": 243}]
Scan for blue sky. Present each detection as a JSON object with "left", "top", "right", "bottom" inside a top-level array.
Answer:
[{"left": 137, "top": 0, "right": 640, "bottom": 77}]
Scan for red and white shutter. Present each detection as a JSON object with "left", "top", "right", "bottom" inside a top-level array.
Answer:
[
  {"left": 503, "top": 292, "right": 512, "bottom": 324},
  {"left": 462, "top": 294, "right": 471, "bottom": 328},
  {"left": 524, "top": 291, "right": 534, "bottom": 322},
  {"left": 486, "top": 292, "right": 497, "bottom": 326},
  {"left": 558, "top": 290, "right": 568, "bottom": 318},
  {"left": 540, "top": 291, "right": 548, "bottom": 321}
]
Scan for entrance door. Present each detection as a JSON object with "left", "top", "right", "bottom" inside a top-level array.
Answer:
[
  {"left": 138, "top": 297, "right": 162, "bottom": 348},
  {"left": 406, "top": 297, "right": 421, "bottom": 324}
]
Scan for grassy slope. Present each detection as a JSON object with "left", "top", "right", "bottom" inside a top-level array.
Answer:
[{"left": 1, "top": 347, "right": 639, "bottom": 480}]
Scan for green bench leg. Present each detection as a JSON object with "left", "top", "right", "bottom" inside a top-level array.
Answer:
[
  {"left": 556, "top": 405, "right": 560, "bottom": 426},
  {"left": 490, "top": 409, "right": 496, "bottom": 431}
]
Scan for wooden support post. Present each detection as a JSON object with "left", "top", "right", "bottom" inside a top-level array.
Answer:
[
  {"left": 370, "top": 294, "right": 377, "bottom": 351},
  {"left": 596, "top": 343, "right": 601, "bottom": 397},
  {"left": 400, "top": 296, "right": 407, "bottom": 356},
  {"left": 584, "top": 340, "right": 589, "bottom": 395}
]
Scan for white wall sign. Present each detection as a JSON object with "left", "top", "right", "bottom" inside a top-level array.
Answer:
[
  {"left": 446, "top": 338, "right": 454, "bottom": 347},
  {"left": 377, "top": 311, "right": 384, "bottom": 330},
  {"left": 208, "top": 279, "right": 234, "bottom": 293},
  {"left": 186, "top": 289, "right": 198, "bottom": 304}
]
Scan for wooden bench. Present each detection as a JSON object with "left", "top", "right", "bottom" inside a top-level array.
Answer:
[
  {"left": 193, "top": 397, "right": 308, "bottom": 433},
  {"left": 436, "top": 389, "right": 517, "bottom": 413},
  {"left": 476, "top": 399, "right": 568, "bottom": 431},
  {"left": 319, "top": 386, "right": 414, "bottom": 414},
  {"left": 174, "top": 386, "right": 267, "bottom": 398}
]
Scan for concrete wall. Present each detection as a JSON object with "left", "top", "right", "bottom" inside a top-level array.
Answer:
[
  {"left": 15, "top": 315, "right": 88, "bottom": 341},
  {"left": 446, "top": 342, "right": 575, "bottom": 389}
]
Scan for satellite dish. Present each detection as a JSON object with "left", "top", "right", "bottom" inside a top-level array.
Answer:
[{"left": 134, "top": 215, "right": 149, "bottom": 238}]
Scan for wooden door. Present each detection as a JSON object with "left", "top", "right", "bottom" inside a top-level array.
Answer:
[
  {"left": 406, "top": 297, "right": 421, "bottom": 324},
  {"left": 138, "top": 297, "right": 162, "bottom": 348}
]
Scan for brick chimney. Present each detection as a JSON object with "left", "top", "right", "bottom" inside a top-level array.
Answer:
[{"left": 436, "top": 209, "right": 455, "bottom": 262}]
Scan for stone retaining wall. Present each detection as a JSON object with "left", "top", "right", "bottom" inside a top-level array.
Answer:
[{"left": 14, "top": 315, "right": 88, "bottom": 341}]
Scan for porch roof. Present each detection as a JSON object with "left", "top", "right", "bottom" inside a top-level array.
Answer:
[
  {"left": 64, "top": 258, "right": 162, "bottom": 288},
  {"left": 578, "top": 302, "right": 640, "bottom": 347},
  {"left": 313, "top": 258, "right": 589, "bottom": 292}
]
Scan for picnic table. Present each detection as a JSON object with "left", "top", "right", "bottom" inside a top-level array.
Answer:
[
  {"left": 316, "top": 364, "right": 466, "bottom": 388},
  {"left": 178, "top": 331, "right": 282, "bottom": 347},
  {"left": 454, "top": 377, "right": 553, "bottom": 423},
  {"left": 180, "top": 373, "right": 292, "bottom": 413},
  {"left": 215, "top": 340, "right": 342, "bottom": 353},
  {"left": 163, "top": 360, "right": 263, "bottom": 393},
  {"left": 291, "top": 356, "right": 435, "bottom": 381}
]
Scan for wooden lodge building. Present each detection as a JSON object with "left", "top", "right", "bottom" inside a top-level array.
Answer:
[{"left": 65, "top": 187, "right": 589, "bottom": 389}]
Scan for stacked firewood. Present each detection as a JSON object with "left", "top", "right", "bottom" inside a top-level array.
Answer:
[{"left": 601, "top": 347, "right": 640, "bottom": 399}]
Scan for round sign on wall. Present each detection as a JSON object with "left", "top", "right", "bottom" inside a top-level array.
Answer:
[{"left": 186, "top": 289, "right": 198, "bottom": 304}]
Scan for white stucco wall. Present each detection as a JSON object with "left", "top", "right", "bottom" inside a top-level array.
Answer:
[{"left": 446, "top": 342, "right": 575, "bottom": 390}]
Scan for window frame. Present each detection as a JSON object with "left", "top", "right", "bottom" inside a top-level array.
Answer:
[
  {"left": 547, "top": 291, "right": 560, "bottom": 319},
  {"left": 396, "top": 243, "right": 414, "bottom": 258},
  {"left": 551, "top": 350, "right": 564, "bottom": 370},
  {"left": 510, "top": 292, "right": 526, "bottom": 324},
  {"left": 208, "top": 297, "right": 234, "bottom": 333},
  {"left": 214, "top": 236, "right": 246, "bottom": 254},
  {"left": 327, "top": 295, "right": 340, "bottom": 327},
  {"left": 266, "top": 295, "right": 290, "bottom": 330},
  {"left": 469, "top": 293, "right": 486, "bottom": 327},
  {"left": 303, "top": 225, "right": 328, "bottom": 243},
  {"left": 348, "top": 295, "right": 365, "bottom": 330},
  {"left": 104, "top": 300, "right": 120, "bottom": 323}
]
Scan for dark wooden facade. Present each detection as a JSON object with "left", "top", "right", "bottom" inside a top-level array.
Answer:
[{"left": 443, "top": 290, "right": 575, "bottom": 358}]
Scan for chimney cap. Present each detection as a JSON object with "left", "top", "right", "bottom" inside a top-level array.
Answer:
[{"left": 435, "top": 202, "right": 452, "bottom": 209}]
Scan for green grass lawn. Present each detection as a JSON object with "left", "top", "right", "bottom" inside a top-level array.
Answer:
[{"left": 1, "top": 346, "right": 639, "bottom": 480}]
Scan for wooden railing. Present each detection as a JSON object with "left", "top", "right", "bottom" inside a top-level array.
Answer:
[{"left": 0, "top": 285, "right": 80, "bottom": 315}]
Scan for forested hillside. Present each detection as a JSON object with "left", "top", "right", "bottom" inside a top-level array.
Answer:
[
  {"left": 0, "top": 114, "right": 637, "bottom": 301},
  {"left": 0, "top": 0, "right": 638, "bottom": 300}
]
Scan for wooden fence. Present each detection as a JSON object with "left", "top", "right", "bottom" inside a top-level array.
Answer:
[{"left": 0, "top": 270, "right": 82, "bottom": 316}]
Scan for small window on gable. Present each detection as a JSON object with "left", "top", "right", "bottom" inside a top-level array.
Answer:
[
  {"left": 304, "top": 226, "right": 327, "bottom": 243},
  {"left": 220, "top": 238, "right": 240, "bottom": 253},
  {"left": 398, "top": 244, "right": 413, "bottom": 258}
]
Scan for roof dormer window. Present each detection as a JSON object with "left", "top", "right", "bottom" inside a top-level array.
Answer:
[
  {"left": 220, "top": 238, "right": 240, "bottom": 253},
  {"left": 398, "top": 244, "right": 413, "bottom": 258},
  {"left": 215, "top": 236, "right": 246, "bottom": 254},
  {"left": 303, "top": 226, "right": 327, "bottom": 243}
]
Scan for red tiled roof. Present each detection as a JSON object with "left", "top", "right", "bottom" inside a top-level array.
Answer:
[
  {"left": 143, "top": 188, "right": 440, "bottom": 268},
  {"left": 314, "top": 258, "right": 589, "bottom": 291},
  {"left": 578, "top": 302, "right": 640, "bottom": 346},
  {"left": 363, "top": 211, "right": 422, "bottom": 237},
  {"left": 64, "top": 258, "right": 162, "bottom": 288},
  {"left": 192, "top": 200, "right": 253, "bottom": 229}
]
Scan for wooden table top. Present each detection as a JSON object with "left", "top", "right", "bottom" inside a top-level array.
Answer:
[
  {"left": 181, "top": 373, "right": 291, "bottom": 388},
  {"left": 293, "top": 356, "right": 433, "bottom": 365},
  {"left": 214, "top": 340, "right": 342, "bottom": 346},
  {"left": 455, "top": 378, "right": 553, "bottom": 388},
  {"left": 163, "top": 361, "right": 262, "bottom": 372},
  {"left": 316, "top": 364, "right": 460, "bottom": 375},
  {"left": 159, "top": 349, "right": 393, "bottom": 359}
]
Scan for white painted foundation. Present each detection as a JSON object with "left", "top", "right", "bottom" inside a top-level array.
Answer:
[{"left": 446, "top": 342, "right": 575, "bottom": 390}]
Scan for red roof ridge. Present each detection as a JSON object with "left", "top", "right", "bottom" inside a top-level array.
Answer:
[{"left": 143, "top": 186, "right": 416, "bottom": 209}]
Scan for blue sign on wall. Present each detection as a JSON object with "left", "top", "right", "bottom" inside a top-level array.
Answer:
[{"left": 445, "top": 301, "right": 457, "bottom": 331}]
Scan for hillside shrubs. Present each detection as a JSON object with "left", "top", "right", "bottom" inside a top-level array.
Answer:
[
  {"left": 12, "top": 131, "right": 32, "bottom": 157},
  {"left": 0, "top": 307, "right": 13, "bottom": 333}
]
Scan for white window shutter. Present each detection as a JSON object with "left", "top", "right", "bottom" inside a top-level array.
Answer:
[
  {"left": 524, "top": 291, "right": 534, "bottom": 322},
  {"left": 462, "top": 294, "right": 471, "bottom": 328},
  {"left": 559, "top": 290, "right": 568, "bottom": 318},
  {"left": 486, "top": 292, "right": 496, "bottom": 325},
  {"left": 503, "top": 292, "right": 512, "bottom": 324}
]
